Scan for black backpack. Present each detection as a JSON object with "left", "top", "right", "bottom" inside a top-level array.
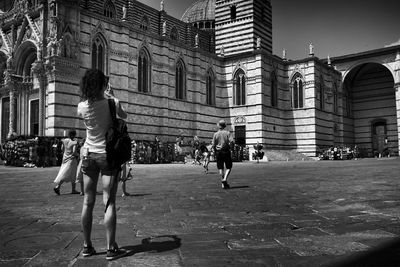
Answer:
[{"left": 105, "top": 99, "right": 131, "bottom": 169}]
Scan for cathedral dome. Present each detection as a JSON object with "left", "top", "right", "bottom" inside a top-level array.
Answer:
[{"left": 181, "top": 0, "right": 215, "bottom": 29}]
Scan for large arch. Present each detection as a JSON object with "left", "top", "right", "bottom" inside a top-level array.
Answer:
[
  {"left": 343, "top": 62, "right": 398, "bottom": 157},
  {"left": 14, "top": 41, "right": 37, "bottom": 77}
]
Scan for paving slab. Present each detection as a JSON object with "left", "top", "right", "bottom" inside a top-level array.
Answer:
[{"left": 0, "top": 159, "right": 400, "bottom": 266}]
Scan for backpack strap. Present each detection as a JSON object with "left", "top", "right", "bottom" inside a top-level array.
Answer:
[{"left": 107, "top": 98, "right": 117, "bottom": 123}]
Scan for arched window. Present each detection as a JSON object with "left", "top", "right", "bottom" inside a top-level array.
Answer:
[
  {"left": 138, "top": 48, "right": 151, "bottom": 93},
  {"left": 206, "top": 69, "right": 215, "bottom": 106},
  {"left": 104, "top": 0, "right": 116, "bottom": 18},
  {"left": 170, "top": 26, "right": 179, "bottom": 41},
  {"left": 291, "top": 73, "right": 304, "bottom": 108},
  {"left": 92, "top": 35, "right": 106, "bottom": 74},
  {"left": 175, "top": 60, "right": 186, "bottom": 100},
  {"left": 319, "top": 75, "right": 325, "bottom": 110},
  {"left": 333, "top": 83, "right": 338, "bottom": 114},
  {"left": 234, "top": 69, "right": 246, "bottom": 106},
  {"left": 271, "top": 71, "right": 278, "bottom": 107},
  {"left": 140, "top": 15, "right": 149, "bottom": 31},
  {"left": 230, "top": 5, "right": 237, "bottom": 20}
]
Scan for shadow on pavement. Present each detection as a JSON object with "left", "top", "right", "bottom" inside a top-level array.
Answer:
[
  {"left": 120, "top": 235, "right": 181, "bottom": 258},
  {"left": 325, "top": 238, "right": 400, "bottom": 267},
  {"left": 122, "top": 193, "right": 152, "bottom": 197},
  {"left": 228, "top": 185, "right": 250, "bottom": 189}
]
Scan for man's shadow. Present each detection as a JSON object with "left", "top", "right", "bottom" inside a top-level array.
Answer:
[
  {"left": 120, "top": 235, "right": 181, "bottom": 258},
  {"left": 228, "top": 185, "right": 249, "bottom": 190}
]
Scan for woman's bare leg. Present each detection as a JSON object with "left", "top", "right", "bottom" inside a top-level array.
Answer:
[
  {"left": 81, "top": 172, "right": 98, "bottom": 247},
  {"left": 102, "top": 172, "right": 119, "bottom": 249}
]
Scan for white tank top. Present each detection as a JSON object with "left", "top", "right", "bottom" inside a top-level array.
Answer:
[{"left": 77, "top": 99, "right": 113, "bottom": 154}]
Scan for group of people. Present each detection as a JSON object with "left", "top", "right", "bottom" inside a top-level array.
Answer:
[{"left": 53, "top": 68, "right": 234, "bottom": 261}]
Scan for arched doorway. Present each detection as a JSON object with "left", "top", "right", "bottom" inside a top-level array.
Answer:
[
  {"left": 343, "top": 63, "right": 398, "bottom": 156},
  {"left": 0, "top": 52, "right": 8, "bottom": 140},
  {"left": 3, "top": 41, "right": 38, "bottom": 140}
]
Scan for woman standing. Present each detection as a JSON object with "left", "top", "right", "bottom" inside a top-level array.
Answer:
[
  {"left": 53, "top": 130, "right": 79, "bottom": 195},
  {"left": 77, "top": 69, "right": 128, "bottom": 261}
]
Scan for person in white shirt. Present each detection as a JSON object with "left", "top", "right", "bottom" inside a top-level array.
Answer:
[{"left": 77, "top": 69, "right": 128, "bottom": 261}]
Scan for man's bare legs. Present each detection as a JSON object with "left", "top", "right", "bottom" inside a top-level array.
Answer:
[
  {"left": 219, "top": 168, "right": 231, "bottom": 189},
  {"left": 121, "top": 181, "right": 130, "bottom": 197}
]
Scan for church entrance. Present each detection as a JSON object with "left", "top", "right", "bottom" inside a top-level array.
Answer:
[
  {"left": 343, "top": 63, "right": 398, "bottom": 156},
  {"left": 235, "top": 125, "right": 246, "bottom": 146},
  {"left": 372, "top": 120, "right": 387, "bottom": 157}
]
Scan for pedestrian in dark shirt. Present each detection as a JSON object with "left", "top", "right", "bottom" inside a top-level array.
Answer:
[{"left": 212, "top": 119, "right": 233, "bottom": 189}]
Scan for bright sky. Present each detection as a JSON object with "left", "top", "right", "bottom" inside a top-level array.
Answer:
[{"left": 137, "top": 0, "right": 400, "bottom": 60}]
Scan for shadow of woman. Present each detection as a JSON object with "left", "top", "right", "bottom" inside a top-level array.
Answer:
[{"left": 120, "top": 235, "right": 181, "bottom": 258}]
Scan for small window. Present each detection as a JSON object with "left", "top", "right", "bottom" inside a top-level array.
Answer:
[
  {"left": 175, "top": 60, "right": 186, "bottom": 100},
  {"left": 140, "top": 15, "right": 149, "bottom": 31},
  {"left": 138, "top": 48, "right": 151, "bottom": 93},
  {"left": 271, "top": 72, "right": 278, "bottom": 107},
  {"left": 92, "top": 35, "right": 106, "bottom": 73},
  {"left": 291, "top": 73, "right": 304, "bottom": 109},
  {"left": 319, "top": 75, "right": 325, "bottom": 110},
  {"left": 234, "top": 69, "right": 246, "bottom": 106},
  {"left": 170, "top": 26, "right": 179, "bottom": 41},
  {"left": 230, "top": 5, "right": 237, "bottom": 20},
  {"left": 206, "top": 69, "right": 216, "bottom": 106},
  {"left": 104, "top": 0, "right": 116, "bottom": 18}
]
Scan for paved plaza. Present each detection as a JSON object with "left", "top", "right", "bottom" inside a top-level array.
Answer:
[{"left": 1, "top": 158, "right": 400, "bottom": 266}]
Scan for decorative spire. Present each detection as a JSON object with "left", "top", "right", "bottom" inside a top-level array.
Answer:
[
  {"left": 162, "top": 21, "right": 167, "bottom": 36},
  {"left": 122, "top": 4, "right": 127, "bottom": 21},
  {"left": 160, "top": 0, "right": 165, "bottom": 11},
  {"left": 195, "top": 34, "right": 199, "bottom": 48},
  {"left": 327, "top": 55, "right": 331, "bottom": 66},
  {"left": 282, "top": 49, "right": 287, "bottom": 61},
  {"left": 309, "top": 42, "right": 314, "bottom": 56}
]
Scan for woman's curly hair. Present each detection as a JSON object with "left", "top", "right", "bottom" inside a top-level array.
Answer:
[{"left": 80, "top": 69, "right": 107, "bottom": 103}]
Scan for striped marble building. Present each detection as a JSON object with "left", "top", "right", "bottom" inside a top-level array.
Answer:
[{"left": 0, "top": 0, "right": 399, "bottom": 157}]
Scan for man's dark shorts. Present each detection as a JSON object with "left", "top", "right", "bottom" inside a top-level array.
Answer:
[{"left": 215, "top": 150, "right": 232, "bottom": 169}]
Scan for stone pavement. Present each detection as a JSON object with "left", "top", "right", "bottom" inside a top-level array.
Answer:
[{"left": 1, "top": 158, "right": 400, "bottom": 266}]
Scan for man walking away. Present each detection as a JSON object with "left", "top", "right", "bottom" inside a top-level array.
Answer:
[{"left": 212, "top": 120, "right": 233, "bottom": 189}]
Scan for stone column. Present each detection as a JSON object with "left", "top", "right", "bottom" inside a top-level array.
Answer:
[
  {"left": 32, "top": 61, "right": 46, "bottom": 136},
  {"left": 395, "top": 84, "right": 400, "bottom": 156},
  {"left": 3, "top": 68, "right": 17, "bottom": 139},
  {"left": 7, "top": 87, "right": 17, "bottom": 138}
]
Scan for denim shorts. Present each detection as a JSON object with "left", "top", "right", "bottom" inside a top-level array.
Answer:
[{"left": 81, "top": 153, "right": 114, "bottom": 176}]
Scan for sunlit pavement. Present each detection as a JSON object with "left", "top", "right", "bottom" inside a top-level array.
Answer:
[{"left": 1, "top": 158, "right": 400, "bottom": 266}]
